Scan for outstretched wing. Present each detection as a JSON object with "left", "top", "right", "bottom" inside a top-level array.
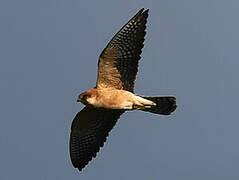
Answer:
[
  {"left": 96, "top": 8, "right": 149, "bottom": 92},
  {"left": 70, "top": 106, "right": 124, "bottom": 171}
]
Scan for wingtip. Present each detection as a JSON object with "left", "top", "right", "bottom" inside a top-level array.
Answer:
[
  {"left": 77, "top": 167, "right": 83, "bottom": 172},
  {"left": 139, "top": 8, "right": 149, "bottom": 13},
  {"left": 139, "top": 8, "right": 144, "bottom": 12},
  {"left": 137, "top": 8, "right": 149, "bottom": 16},
  {"left": 138, "top": 8, "right": 149, "bottom": 18}
]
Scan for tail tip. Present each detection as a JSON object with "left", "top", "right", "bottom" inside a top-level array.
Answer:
[{"left": 163, "top": 97, "right": 177, "bottom": 115}]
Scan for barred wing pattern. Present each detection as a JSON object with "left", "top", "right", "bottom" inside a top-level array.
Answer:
[
  {"left": 97, "top": 8, "right": 149, "bottom": 92},
  {"left": 70, "top": 107, "right": 124, "bottom": 171}
]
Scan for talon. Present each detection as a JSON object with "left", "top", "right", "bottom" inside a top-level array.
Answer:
[
  {"left": 133, "top": 104, "right": 141, "bottom": 109},
  {"left": 144, "top": 105, "right": 152, "bottom": 108}
]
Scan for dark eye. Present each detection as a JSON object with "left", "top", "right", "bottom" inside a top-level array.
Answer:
[
  {"left": 79, "top": 94, "right": 88, "bottom": 101},
  {"left": 82, "top": 95, "right": 87, "bottom": 100}
]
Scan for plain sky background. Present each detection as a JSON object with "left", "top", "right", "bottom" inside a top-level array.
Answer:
[{"left": 1, "top": 0, "right": 239, "bottom": 179}]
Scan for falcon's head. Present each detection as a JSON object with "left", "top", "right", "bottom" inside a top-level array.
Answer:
[
  {"left": 77, "top": 89, "right": 97, "bottom": 106},
  {"left": 77, "top": 92, "right": 90, "bottom": 105}
]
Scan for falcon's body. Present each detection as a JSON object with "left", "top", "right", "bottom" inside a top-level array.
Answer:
[
  {"left": 70, "top": 8, "right": 177, "bottom": 171},
  {"left": 78, "top": 88, "right": 155, "bottom": 110}
]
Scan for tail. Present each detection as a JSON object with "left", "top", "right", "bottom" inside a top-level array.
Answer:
[{"left": 140, "top": 96, "right": 177, "bottom": 115}]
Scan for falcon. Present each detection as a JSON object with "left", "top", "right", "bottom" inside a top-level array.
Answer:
[{"left": 70, "top": 8, "right": 177, "bottom": 171}]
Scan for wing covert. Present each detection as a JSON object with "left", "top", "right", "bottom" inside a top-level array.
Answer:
[{"left": 97, "top": 8, "right": 149, "bottom": 92}]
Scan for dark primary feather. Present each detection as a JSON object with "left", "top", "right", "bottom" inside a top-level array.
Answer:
[
  {"left": 70, "top": 107, "right": 124, "bottom": 171},
  {"left": 97, "top": 8, "right": 149, "bottom": 92}
]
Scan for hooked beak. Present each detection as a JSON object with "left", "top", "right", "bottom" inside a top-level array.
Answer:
[{"left": 77, "top": 95, "right": 81, "bottom": 102}]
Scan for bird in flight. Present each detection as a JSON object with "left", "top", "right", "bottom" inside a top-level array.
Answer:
[{"left": 70, "top": 8, "right": 177, "bottom": 171}]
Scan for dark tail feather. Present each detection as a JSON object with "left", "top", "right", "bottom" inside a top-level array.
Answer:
[{"left": 140, "top": 96, "right": 177, "bottom": 115}]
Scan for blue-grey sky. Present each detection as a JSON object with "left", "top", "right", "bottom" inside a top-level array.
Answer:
[{"left": 1, "top": 0, "right": 239, "bottom": 179}]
